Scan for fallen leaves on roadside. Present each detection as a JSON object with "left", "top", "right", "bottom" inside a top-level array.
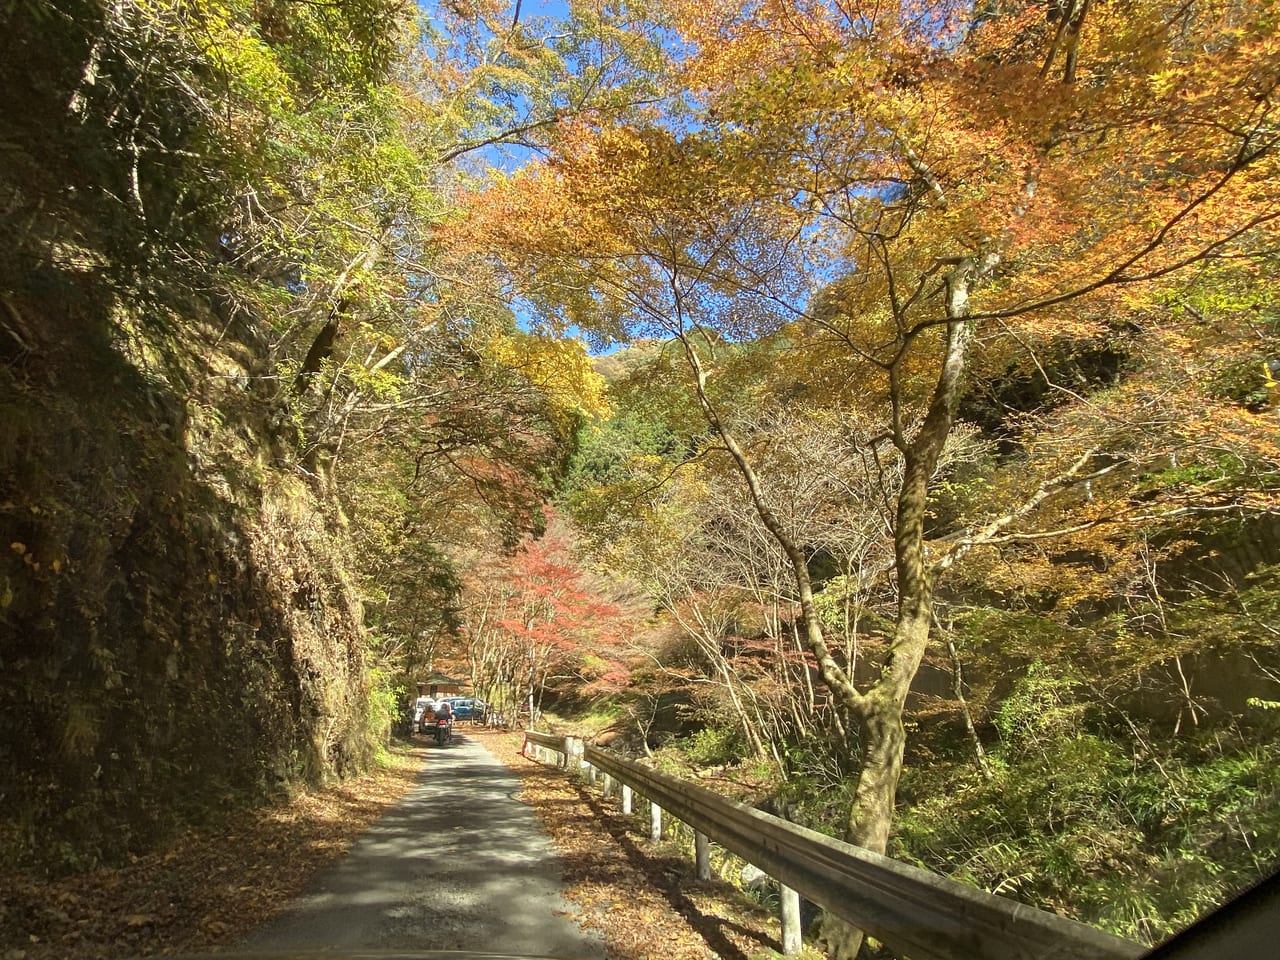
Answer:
[
  {"left": 0, "top": 743, "right": 427, "bottom": 959},
  {"left": 476, "top": 729, "right": 818, "bottom": 960},
  {"left": 3, "top": 731, "right": 817, "bottom": 960}
]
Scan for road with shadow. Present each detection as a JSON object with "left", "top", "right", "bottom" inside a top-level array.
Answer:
[{"left": 242, "top": 730, "right": 604, "bottom": 958}]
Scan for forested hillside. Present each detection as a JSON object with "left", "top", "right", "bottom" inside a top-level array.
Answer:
[
  {"left": 0, "top": 0, "right": 618, "bottom": 872},
  {"left": 2, "top": 0, "right": 1278, "bottom": 955},
  {"left": 454, "top": 0, "right": 1280, "bottom": 950}
]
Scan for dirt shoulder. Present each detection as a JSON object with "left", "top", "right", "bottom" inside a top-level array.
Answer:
[
  {"left": 0, "top": 742, "right": 427, "bottom": 960},
  {"left": 2, "top": 729, "right": 810, "bottom": 960},
  {"left": 475, "top": 728, "right": 815, "bottom": 960}
]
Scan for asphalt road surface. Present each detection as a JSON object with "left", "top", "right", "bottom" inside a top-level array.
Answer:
[{"left": 242, "top": 731, "right": 604, "bottom": 958}]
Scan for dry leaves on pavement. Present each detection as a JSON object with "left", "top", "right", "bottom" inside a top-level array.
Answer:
[
  {"left": 0, "top": 743, "right": 428, "bottom": 960},
  {"left": 475, "top": 728, "right": 820, "bottom": 960},
  {"left": 3, "top": 730, "right": 818, "bottom": 960}
]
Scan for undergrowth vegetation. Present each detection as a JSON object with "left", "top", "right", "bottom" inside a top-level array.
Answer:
[
  {"left": 551, "top": 514, "right": 1280, "bottom": 947},
  {"left": 893, "top": 720, "right": 1280, "bottom": 942}
]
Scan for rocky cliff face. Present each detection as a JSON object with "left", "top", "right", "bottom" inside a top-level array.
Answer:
[{"left": 0, "top": 290, "right": 375, "bottom": 873}]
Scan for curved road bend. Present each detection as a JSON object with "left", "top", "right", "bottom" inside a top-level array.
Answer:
[{"left": 241, "top": 731, "right": 604, "bottom": 958}]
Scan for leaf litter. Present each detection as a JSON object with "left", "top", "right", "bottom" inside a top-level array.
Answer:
[
  {"left": 477, "top": 729, "right": 812, "bottom": 960},
  {"left": 1, "top": 732, "right": 807, "bottom": 960}
]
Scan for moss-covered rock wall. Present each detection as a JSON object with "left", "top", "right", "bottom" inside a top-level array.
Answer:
[{"left": 0, "top": 291, "right": 375, "bottom": 874}]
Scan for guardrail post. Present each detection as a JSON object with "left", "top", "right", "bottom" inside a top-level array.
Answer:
[
  {"left": 695, "top": 831, "right": 711, "bottom": 881},
  {"left": 567, "top": 737, "right": 582, "bottom": 773},
  {"left": 559, "top": 737, "right": 570, "bottom": 770},
  {"left": 586, "top": 762, "right": 596, "bottom": 785},
  {"left": 780, "top": 884, "right": 801, "bottom": 954},
  {"left": 650, "top": 801, "right": 662, "bottom": 840},
  {"left": 602, "top": 772, "right": 614, "bottom": 798},
  {"left": 621, "top": 783, "right": 633, "bottom": 815}
]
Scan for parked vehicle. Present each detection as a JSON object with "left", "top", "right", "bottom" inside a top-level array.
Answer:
[{"left": 448, "top": 697, "right": 485, "bottom": 722}]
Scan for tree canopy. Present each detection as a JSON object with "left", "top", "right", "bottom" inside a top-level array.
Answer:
[{"left": 2, "top": 0, "right": 1278, "bottom": 950}]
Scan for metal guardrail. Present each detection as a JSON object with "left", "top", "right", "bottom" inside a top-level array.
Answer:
[
  {"left": 528, "top": 733, "right": 1145, "bottom": 960},
  {"left": 524, "top": 730, "right": 565, "bottom": 751},
  {"left": 523, "top": 730, "right": 576, "bottom": 771}
]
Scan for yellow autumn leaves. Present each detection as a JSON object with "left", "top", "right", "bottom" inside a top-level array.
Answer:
[{"left": 484, "top": 330, "right": 611, "bottom": 421}]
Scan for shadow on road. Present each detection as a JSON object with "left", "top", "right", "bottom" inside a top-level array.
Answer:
[{"left": 243, "top": 735, "right": 603, "bottom": 958}]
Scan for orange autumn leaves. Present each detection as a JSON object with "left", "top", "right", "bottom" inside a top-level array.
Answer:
[
  {"left": 452, "top": 0, "right": 1278, "bottom": 343},
  {"left": 685, "top": 0, "right": 1279, "bottom": 299},
  {"left": 444, "top": 0, "right": 1280, "bottom": 453}
]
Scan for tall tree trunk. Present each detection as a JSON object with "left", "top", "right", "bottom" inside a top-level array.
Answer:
[
  {"left": 823, "top": 254, "right": 996, "bottom": 958},
  {"left": 671, "top": 251, "right": 994, "bottom": 956},
  {"left": 847, "top": 699, "right": 909, "bottom": 851},
  {"left": 841, "top": 444, "right": 938, "bottom": 843}
]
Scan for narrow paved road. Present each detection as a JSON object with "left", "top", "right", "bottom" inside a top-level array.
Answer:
[{"left": 243, "top": 730, "right": 604, "bottom": 958}]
